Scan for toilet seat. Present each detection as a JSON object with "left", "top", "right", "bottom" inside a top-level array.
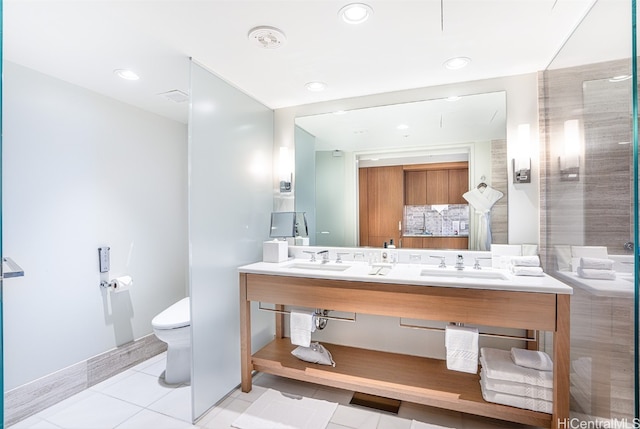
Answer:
[{"left": 152, "top": 297, "right": 190, "bottom": 330}]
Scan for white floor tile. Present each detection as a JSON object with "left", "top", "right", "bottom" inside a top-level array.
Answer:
[
  {"left": 312, "top": 386, "right": 355, "bottom": 405},
  {"left": 378, "top": 414, "right": 412, "bottom": 429},
  {"left": 200, "top": 398, "right": 252, "bottom": 429},
  {"left": 8, "top": 415, "right": 62, "bottom": 429},
  {"left": 147, "top": 385, "right": 193, "bottom": 422},
  {"left": 115, "top": 409, "right": 197, "bottom": 429},
  {"left": 253, "top": 373, "right": 318, "bottom": 398},
  {"left": 330, "top": 404, "right": 381, "bottom": 429},
  {"left": 89, "top": 370, "right": 137, "bottom": 393},
  {"left": 397, "top": 403, "right": 463, "bottom": 429},
  {"left": 34, "top": 390, "right": 96, "bottom": 420},
  {"left": 229, "top": 384, "right": 268, "bottom": 402},
  {"left": 326, "top": 424, "right": 353, "bottom": 429},
  {"left": 99, "top": 371, "right": 175, "bottom": 407},
  {"left": 133, "top": 356, "right": 168, "bottom": 378},
  {"left": 43, "top": 391, "right": 142, "bottom": 429}
]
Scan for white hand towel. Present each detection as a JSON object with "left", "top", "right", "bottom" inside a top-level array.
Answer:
[
  {"left": 445, "top": 325, "right": 479, "bottom": 374},
  {"left": 480, "top": 370, "right": 553, "bottom": 401},
  {"left": 579, "top": 257, "right": 614, "bottom": 270},
  {"left": 510, "top": 266, "right": 544, "bottom": 276},
  {"left": 480, "top": 377, "right": 553, "bottom": 413},
  {"left": 577, "top": 267, "right": 616, "bottom": 280},
  {"left": 510, "top": 348, "right": 553, "bottom": 372},
  {"left": 510, "top": 255, "right": 540, "bottom": 267},
  {"left": 480, "top": 347, "right": 553, "bottom": 388},
  {"left": 290, "top": 310, "right": 316, "bottom": 347}
]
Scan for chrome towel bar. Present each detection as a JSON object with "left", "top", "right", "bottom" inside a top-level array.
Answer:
[
  {"left": 399, "top": 319, "right": 537, "bottom": 342},
  {"left": 258, "top": 303, "right": 357, "bottom": 323}
]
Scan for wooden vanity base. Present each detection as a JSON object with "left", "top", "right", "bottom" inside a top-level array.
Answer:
[{"left": 239, "top": 272, "right": 570, "bottom": 429}]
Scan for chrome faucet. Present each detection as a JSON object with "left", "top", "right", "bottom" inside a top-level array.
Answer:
[
  {"left": 317, "top": 250, "right": 330, "bottom": 263},
  {"left": 455, "top": 254, "right": 464, "bottom": 270},
  {"left": 336, "top": 252, "right": 350, "bottom": 263},
  {"left": 430, "top": 255, "right": 447, "bottom": 268},
  {"left": 303, "top": 250, "right": 316, "bottom": 262}
]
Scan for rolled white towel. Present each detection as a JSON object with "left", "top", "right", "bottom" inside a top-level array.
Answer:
[
  {"left": 510, "top": 266, "right": 544, "bottom": 277},
  {"left": 510, "top": 348, "right": 553, "bottom": 372},
  {"left": 579, "top": 257, "right": 614, "bottom": 270},
  {"left": 289, "top": 310, "right": 316, "bottom": 347},
  {"left": 577, "top": 267, "right": 616, "bottom": 280},
  {"left": 510, "top": 255, "right": 540, "bottom": 267}
]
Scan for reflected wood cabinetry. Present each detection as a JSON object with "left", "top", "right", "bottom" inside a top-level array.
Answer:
[
  {"left": 359, "top": 165, "right": 404, "bottom": 247},
  {"left": 402, "top": 236, "right": 469, "bottom": 249},
  {"left": 404, "top": 162, "right": 469, "bottom": 206},
  {"left": 359, "top": 162, "right": 468, "bottom": 248}
]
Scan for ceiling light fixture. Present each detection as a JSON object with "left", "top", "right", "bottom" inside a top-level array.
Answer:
[
  {"left": 446, "top": 96, "right": 462, "bottom": 102},
  {"left": 397, "top": 124, "right": 409, "bottom": 130},
  {"left": 305, "top": 81, "right": 327, "bottom": 92},
  {"left": 339, "top": 3, "right": 373, "bottom": 24},
  {"left": 247, "top": 26, "right": 287, "bottom": 49},
  {"left": 443, "top": 57, "right": 471, "bottom": 70},
  {"left": 113, "top": 69, "right": 140, "bottom": 80}
]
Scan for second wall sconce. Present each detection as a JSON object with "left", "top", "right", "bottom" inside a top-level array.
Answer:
[
  {"left": 513, "top": 124, "right": 531, "bottom": 183},
  {"left": 559, "top": 119, "right": 580, "bottom": 181}
]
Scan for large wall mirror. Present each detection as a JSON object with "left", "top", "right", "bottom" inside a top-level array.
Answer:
[{"left": 294, "top": 91, "right": 508, "bottom": 249}]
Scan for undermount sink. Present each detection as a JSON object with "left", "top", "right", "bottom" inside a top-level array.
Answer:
[
  {"left": 285, "top": 262, "right": 352, "bottom": 272},
  {"left": 420, "top": 268, "right": 508, "bottom": 280}
]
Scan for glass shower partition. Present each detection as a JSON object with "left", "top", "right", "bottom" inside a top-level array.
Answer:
[{"left": 541, "top": 0, "right": 638, "bottom": 424}]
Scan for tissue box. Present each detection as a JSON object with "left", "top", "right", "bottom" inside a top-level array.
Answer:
[{"left": 263, "top": 240, "right": 288, "bottom": 263}]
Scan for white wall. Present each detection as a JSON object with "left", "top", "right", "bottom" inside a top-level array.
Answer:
[
  {"left": 275, "top": 73, "right": 540, "bottom": 245},
  {"left": 3, "top": 62, "right": 188, "bottom": 390}
]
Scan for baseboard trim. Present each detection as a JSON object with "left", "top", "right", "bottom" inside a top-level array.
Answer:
[{"left": 5, "top": 334, "right": 167, "bottom": 427}]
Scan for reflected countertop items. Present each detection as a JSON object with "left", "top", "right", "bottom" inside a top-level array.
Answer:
[{"left": 403, "top": 233, "right": 469, "bottom": 238}]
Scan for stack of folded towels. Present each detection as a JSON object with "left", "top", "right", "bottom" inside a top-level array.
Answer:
[
  {"left": 509, "top": 255, "right": 544, "bottom": 277},
  {"left": 479, "top": 347, "right": 553, "bottom": 413},
  {"left": 576, "top": 257, "right": 616, "bottom": 280}
]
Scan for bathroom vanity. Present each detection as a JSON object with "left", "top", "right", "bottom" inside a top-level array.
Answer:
[{"left": 238, "top": 260, "right": 572, "bottom": 429}]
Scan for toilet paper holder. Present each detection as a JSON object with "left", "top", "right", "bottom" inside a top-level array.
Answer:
[{"left": 100, "top": 280, "right": 117, "bottom": 289}]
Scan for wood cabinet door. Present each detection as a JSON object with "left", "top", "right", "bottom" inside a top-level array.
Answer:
[
  {"left": 401, "top": 237, "right": 424, "bottom": 248},
  {"left": 425, "top": 170, "right": 448, "bottom": 204},
  {"left": 448, "top": 168, "right": 469, "bottom": 204},
  {"left": 366, "top": 166, "right": 404, "bottom": 245},
  {"left": 404, "top": 170, "right": 427, "bottom": 205},
  {"left": 358, "top": 168, "right": 369, "bottom": 246}
]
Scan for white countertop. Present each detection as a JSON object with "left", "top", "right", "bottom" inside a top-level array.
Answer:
[
  {"left": 239, "top": 259, "right": 573, "bottom": 295},
  {"left": 554, "top": 270, "right": 633, "bottom": 298}
]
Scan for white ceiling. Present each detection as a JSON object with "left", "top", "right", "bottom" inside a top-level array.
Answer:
[{"left": 4, "top": 0, "right": 609, "bottom": 125}]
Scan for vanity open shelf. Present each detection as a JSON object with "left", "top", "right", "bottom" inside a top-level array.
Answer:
[{"left": 238, "top": 268, "right": 570, "bottom": 429}]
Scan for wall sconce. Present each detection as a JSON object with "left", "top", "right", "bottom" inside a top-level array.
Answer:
[
  {"left": 559, "top": 119, "right": 580, "bottom": 181},
  {"left": 513, "top": 124, "right": 531, "bottom": 183},
  {"left": 279, "top": 146, "right": 292, "bottom": 192}
]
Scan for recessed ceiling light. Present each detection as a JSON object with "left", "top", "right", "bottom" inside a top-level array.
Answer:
[
  {"left": 333, "top": 110, "right": 347, "bottom": 115},
  {"left": 609, "top": 75, "right": 631, "bottom": 82},
  {"left": 113, "top": 69, "right": 140, "bottom": 80},
  {"left": 247, "top": 26, "right": 287, "bottom": 49},
  {"left": 339, "top": 3, "right": 373, "bottom": 24},
  {"left": 305, "top": 81, "right": 327, "bottom": 92},
  {"left": 446, "top": 96, "right": 462, "bottom": 102},
  {"left": 397, "top": 124, "right": 409, "bottom": 130},
  {"left": 443, "top": 57, "right": 471, "bottom": 70},
  {"left": 618, "top": 141, "right": 631, "bottom": 145}
]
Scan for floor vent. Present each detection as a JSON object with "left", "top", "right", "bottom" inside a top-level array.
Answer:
[{"left": 349, "top": 392, "right": 401, "bottom": 414}]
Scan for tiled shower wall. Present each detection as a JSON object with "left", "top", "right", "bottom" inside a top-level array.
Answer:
[
  {"left": 539, "top": 57, "right": 635, "bottom": 421},
  {"left": 404, "top": 204, "right": 470, "bottom": 236}
]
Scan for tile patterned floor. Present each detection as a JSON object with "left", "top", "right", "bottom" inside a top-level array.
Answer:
[{"left": 8, "top": 352, "right": 542, "bottom": 429}]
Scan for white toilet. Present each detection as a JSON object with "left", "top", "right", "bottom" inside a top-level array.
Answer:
[{"left": 152, "top": 297, "right": 191, "bottom": 384}]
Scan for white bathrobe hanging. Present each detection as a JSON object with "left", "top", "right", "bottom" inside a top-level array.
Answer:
[{"left": 463, "top": 186, "right": 504, "bottom": 251}]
